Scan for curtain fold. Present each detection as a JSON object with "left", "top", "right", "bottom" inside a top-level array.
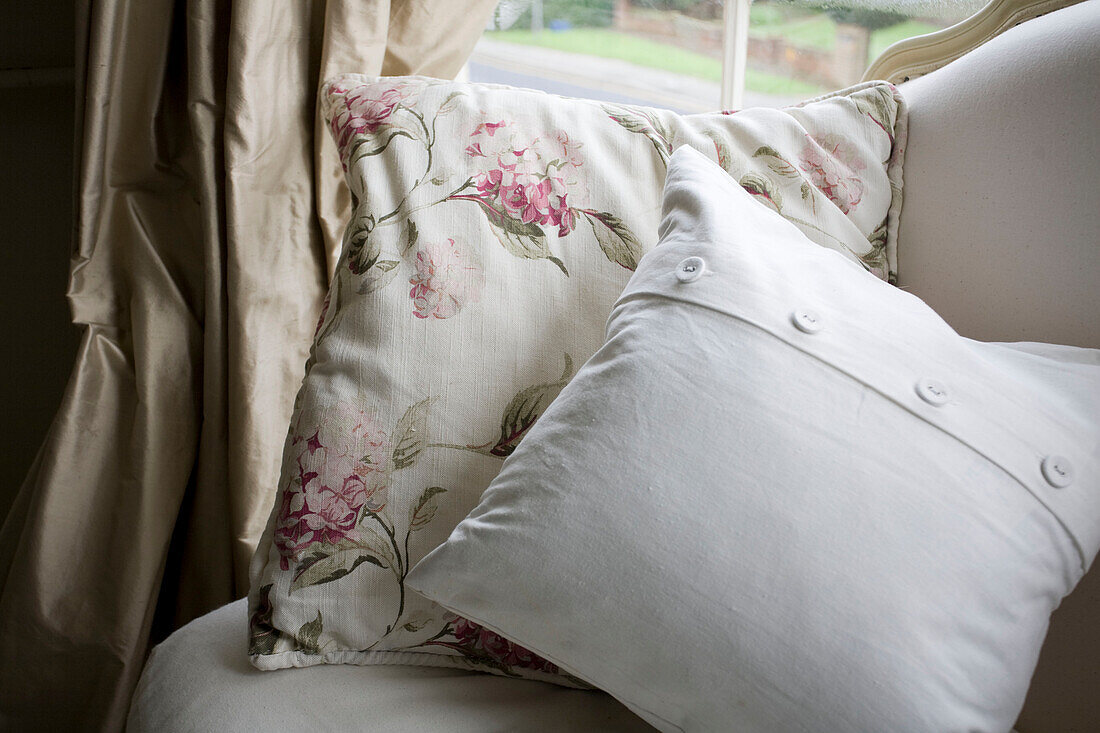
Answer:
[{"left": 0, "top": 1, "right": 497, "bottom": 730}]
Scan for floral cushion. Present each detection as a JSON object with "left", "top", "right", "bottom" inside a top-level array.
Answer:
[{"left": 247, "top": 74, "right": 908, "bottom": 682}]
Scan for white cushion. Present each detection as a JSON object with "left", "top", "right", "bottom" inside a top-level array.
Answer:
[
  {"left": 127, "top": 599, "right": 653, "bottom": 733},
  {"left": 408, "top": 146, "right": 1100, "bottom": 732}
]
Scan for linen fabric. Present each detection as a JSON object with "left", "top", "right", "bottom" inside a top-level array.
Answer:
[
  {"left": 0, "top": 1, "right": 498, "bottom": 730},
  {"left": 890, "top": 5, "right": 1100, "bottom": 729},
  {"left": 247, "top": 77, "right": 908, "bottom": 679},
  {"left": 894, "top": 1, "right": 1100, "bottom": 347},
  {"left": 127, "top": 599, "right": 654, "bottom": 733},
  {"left": 407, "top": 146, "right": 1100, "bottom": 732}
]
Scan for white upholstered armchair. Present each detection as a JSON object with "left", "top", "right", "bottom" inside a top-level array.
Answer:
[{"left": 128, "top": 3, "right": 1100, "bottom": 730}]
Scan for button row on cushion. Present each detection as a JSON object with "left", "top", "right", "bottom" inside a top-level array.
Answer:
[
  {"left": 675, "top": 256, "right": 706, "bottom": 283},
  {"left": 915, "top": 378, "right": 950, "bottom": 407},
  {"left": 674, "top": 258, "right": 1081, "bottom": 495},
  {"left": 782, "top": 297, "right": 1077, "bottom": 492}
]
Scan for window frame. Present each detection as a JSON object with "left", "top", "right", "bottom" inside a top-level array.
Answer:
[
  {"left": 862, "top": 0, "right": 1085, "bottom": 84},
  {"left": 476, "top": 0, "right": 1035, "bottom": 110}
]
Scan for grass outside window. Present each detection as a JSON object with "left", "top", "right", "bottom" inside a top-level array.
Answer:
[
  {"left": 487, "top": 7, "right": 941, "bottom": 96},
  {"left": 486, "top": 28, "right": 824, "bottom": 97}
]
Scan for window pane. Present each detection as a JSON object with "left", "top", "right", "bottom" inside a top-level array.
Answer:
[
  {"left": 471, "top": 1, "right": 729, "bottom": 113},
  {"left": 745, "top": 1, "right": 984, "bottom": 103},
  {"left": 471, "top": 1, "right": 985, "bottom": 112}
]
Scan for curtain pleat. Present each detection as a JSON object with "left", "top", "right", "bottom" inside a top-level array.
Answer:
[{"left": 0, "top": 1, "right": 497, "bottom": 730}]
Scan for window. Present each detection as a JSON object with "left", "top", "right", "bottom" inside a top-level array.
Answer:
[{"left": 471, "top": 0, "right": 984, "bottom": 111}]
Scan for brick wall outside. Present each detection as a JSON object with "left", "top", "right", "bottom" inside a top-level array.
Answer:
[{"left": 611, "top": 3, "right": 867, "bottom": 88}]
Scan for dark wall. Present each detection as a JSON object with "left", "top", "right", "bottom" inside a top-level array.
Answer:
[{"left": 0, "top": 3, "right": 79, "bottom": 522}]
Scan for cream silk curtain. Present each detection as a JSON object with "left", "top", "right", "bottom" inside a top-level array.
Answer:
[{"left": 0, "top": 0, "right": 497, "bottom": 730}]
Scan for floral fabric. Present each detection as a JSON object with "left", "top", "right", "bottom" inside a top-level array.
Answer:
[{"left": 248, "top": 74, "right": 908, "bottom": 682}]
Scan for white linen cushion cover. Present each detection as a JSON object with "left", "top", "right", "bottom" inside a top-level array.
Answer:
[
  {"left": 247, "top": 75, "right": 908, "bottom": 679},
  {"left": 407, "top": 146, "right": 1100, "bottom": 732}
]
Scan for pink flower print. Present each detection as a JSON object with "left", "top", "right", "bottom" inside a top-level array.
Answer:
[
  {"left": 275, "top": 406, "right": 391, "bottom": 568},
  {"left": 471, "top": 120, "right": 506, "bottom": 137},
  {"left": 466, "top": 122, "right": 509, "bottom": 158},
  {"left": 464, "top": 123, "right": 583, "bottom": 238},
  {"left": 551, "top": 130, "right": 584, "bottom": 168},
  {"left": 409, "top": 239, "right": 484, "bottom": 320},
  {"left": 449, "top": 615, "right": 559, "bottom": 674},
  {"left": 799, "top": 134, "right": 866, "bottom": 214},
  {"left": 556, "top": 206, "right": 576, "bottom": 234},
  {"left": 329, "top": 84, "right": 408, "bottom": 161},
  {"left": 503, "top": 174, "right": 552, "bottom": 225},
  {"left": 313, "top": 293, "right": 331, "bottom": 339}
]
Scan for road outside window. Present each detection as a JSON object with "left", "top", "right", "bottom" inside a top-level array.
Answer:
[{"left": 470, "top": 0, "right": 983, "bottom": 112}]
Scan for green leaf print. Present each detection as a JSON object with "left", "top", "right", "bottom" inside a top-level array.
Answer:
[
  {"left": 290, "top": 549, "right": 387, "bottom": 593},
  {"left": 392, "top": 398, "right": 432, "bottom": 470},
  {"left": 295, "top": 611, "right": 324, "bottom": 654},
  {"left": 491, "top": 354, "right": 574, "bottom": 457}
]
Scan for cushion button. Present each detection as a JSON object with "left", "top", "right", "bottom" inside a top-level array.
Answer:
[
  {"left": 915, "top": 378, "right": 950, "bottom": 406},
  {"left": 1041, "top": 455, "right": 1074, "bottom": 489},
  {"left": 790, "top": 308, "right": 823, "bottom": 334},
  {"left": 675, "top": 257, "right": 705, "bottom": 283}
]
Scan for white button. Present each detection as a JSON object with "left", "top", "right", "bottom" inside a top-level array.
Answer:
[
  {"left": 675, "top": 257, "right": 705, "bottom": 283},
  {"left": 790, "top": 309, "right": 823, "bottom": 334},
  {"left": 915, "top": 378, "right": 950, "bottom": 406},
  {"left": 1041, "top": 455, "right": 1074, "bottom": 488}
]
